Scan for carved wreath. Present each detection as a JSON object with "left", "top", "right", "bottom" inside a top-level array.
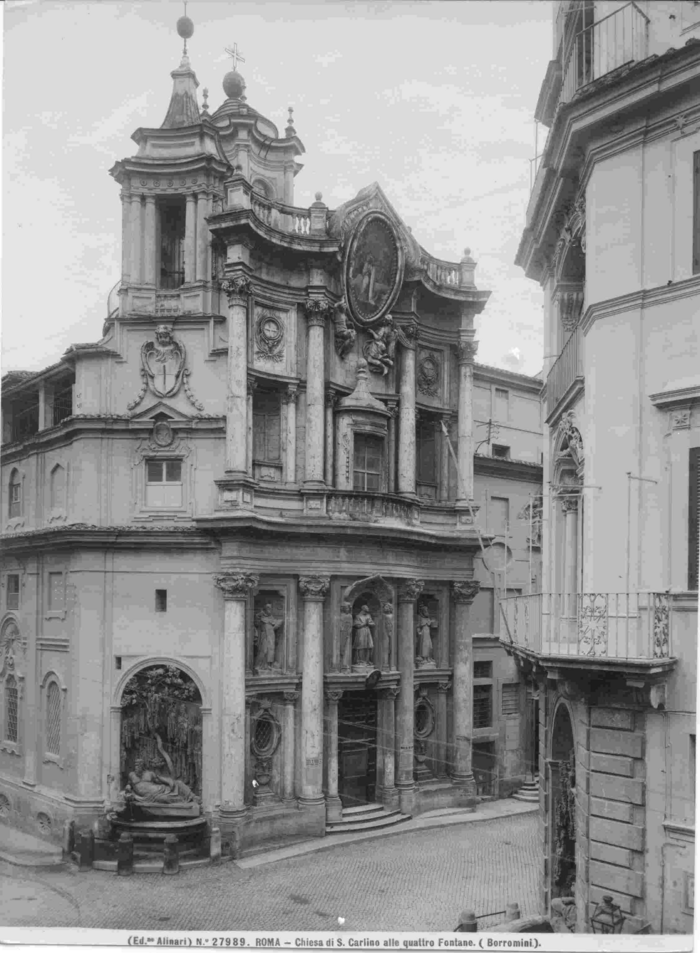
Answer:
[
  {"left": 417, "top": 352, "right": 440, "bottom": 398},
  {"left": 255, "top": 314, "right": 285, "bottom": 363}
]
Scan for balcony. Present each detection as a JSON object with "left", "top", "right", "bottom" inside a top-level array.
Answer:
[
  {"left": 561, "top": 2, "right": 649, "bottom": 106},
  {"left": 546, "top": 328, "right": 583, "bottom": 419}
]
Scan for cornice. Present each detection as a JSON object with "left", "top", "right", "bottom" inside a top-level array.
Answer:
[
  {"left": 208, "top": 208, "right": 340, "bottom": 255},
  {"left": 474, "top": 455, "right": 543, "bottom": 484},
  {"left": 581, "top": 274, "right": 700, "bottom": 335},
  {"left": 472, "top": 363, "right": 543, "bottom": 391},
  {"left": 1, "top": 523, "right": 216, "bottom": 553},
  {"left": 649, "top": 383, "right": 700, "bottom": 409}
]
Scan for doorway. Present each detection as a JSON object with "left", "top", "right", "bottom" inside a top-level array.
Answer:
[{"left": 338, "top": 691, "right": 377, "bottom": 807}]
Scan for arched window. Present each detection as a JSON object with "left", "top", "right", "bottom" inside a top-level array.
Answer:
[
  {"left": 8, "top": 470, "right": 21, "bottom": 519},
  {"left": 50, "top": 465, "right": 65, "bottom": 511},
  {"left": 45, "top": 682, "right": 61, "bottom": 755},
  {"left": 4, "top": 676, "right": 18, "bottom": 743}
]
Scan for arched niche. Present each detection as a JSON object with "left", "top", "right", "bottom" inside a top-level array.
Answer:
[
  {"left": 549, "top": 700, "right": 577, "bottom": 902},
  {"left": 342, "top": 575, "right": 395, "bottom": 672}
]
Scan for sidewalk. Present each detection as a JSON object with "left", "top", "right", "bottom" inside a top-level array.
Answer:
[
  {"left": 0, "top": 824, "right": 64, "bottom": 868},
  {"left": 237, "top": 797, "right": 538, "bottom": 868}
]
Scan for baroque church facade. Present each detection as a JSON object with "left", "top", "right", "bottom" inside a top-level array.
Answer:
[{"left": 0, "top": 27, "right": 542, "bottom": 853}]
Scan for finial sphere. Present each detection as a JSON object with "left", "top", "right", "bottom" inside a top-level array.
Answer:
[
  {"left": 315, "top": 191, "right": 322, "bottom": 201},
  {"left": 223, "top": 70, "right": 246, "bottom": 100},
  {"left": 177, "top": 16, "right": 195, "bottom": 39}
]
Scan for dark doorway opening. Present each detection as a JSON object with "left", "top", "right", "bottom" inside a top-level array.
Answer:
[
  {"left": 550, "top": 703, "right": 576, "bottom": 900},
  {"left": 473, "top": 741, "right": 497, "bottom": 796},
  {"left": 338, "top": 691, "right": 377, "bottom": 807}
]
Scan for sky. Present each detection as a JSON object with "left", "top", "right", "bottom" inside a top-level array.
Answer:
[{"left": 2, "top": 0, "right": 552, "bottom": 377}]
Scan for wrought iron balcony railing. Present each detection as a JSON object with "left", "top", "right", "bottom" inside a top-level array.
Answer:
[
  {"left": 546, "top": 327, "right": 583, "bottom": 418},
  {"left": 499, "top": 591, "right": 672, "bottom": 661},
  {"left": 561, "top": 2, "right": 649, "bottom": 105}
]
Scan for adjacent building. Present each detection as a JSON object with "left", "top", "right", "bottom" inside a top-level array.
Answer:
[{"left": 508, "top": 0, "right": 699, "bottom": 934}]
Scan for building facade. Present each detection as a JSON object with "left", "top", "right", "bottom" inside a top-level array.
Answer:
[
  {"left": 508, "top": 0, "right": 700, "bottom": 934},
  {"left": 0, "top": 32, "right": 542, "bottom": 854}
]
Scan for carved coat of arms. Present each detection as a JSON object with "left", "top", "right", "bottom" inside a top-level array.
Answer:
[{"left": 141, "top": 326, "right": 186, "bottom": 398}]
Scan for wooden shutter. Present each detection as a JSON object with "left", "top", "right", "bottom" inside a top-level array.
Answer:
[
  {"left": 690, "top": 447, "right": 700, "bottom": 591},
  {"left": 694, "top": 152, "right": 700, "bottom": 275}
]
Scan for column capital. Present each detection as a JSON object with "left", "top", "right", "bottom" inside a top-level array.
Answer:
[
  {"left": 397, "top": 322, "right": 420, "bottom": 350},
  {"left": 299, "top": 574, "right": 331, "bottom": 601},
  {"left": 398, "top": 578, "right": 424, "bottom": 603},
  {"left": 305, "top": 297, "right": 332, "bottom": 327},
  {"left": 222, "top": 275, "right": 252, "bottom": 304},
  {"left": 325, "top": 690, "right": 344, "bottom": 703},
  {"left": 247, "top": 375, "right": 258, "bottom": 396},
  {"left": 452, "top": 580, "right": 481, "bottom": 604},
  {"left": 561, "top": 496, "right": 579, "bottom": 515},
  {"left": 144, "top": 193, "right": 156, "bottom": 205},
  {"left": 455, "top": 339, "right": 478, "bottom": 365},
  {"left": 284, "top": 384, "right": 299, "bottom": 405},
  {"left": 380, "top": 686, "right": 400, "bottom": 700},
  {"left": 437, "top": 681, "right": 452, "bottom": 694},
  {"left": 325, "top": 388, "right": 339, "bottom": 409},
  {"left": 214, "top": 571, "right": 259, "bottom": 600},
  {"left": 282, "top": 691, "right": 299, "bottom": 704}
]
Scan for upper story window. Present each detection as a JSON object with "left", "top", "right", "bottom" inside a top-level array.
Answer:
[
  {"left": 690, "top": 447, "right": 699, "bottom": 591},
  {"left": 52, "top": 383, "right": 73, "bottom": 426},
  {"left": 45, "top": 681, "right": 62, "bottom": 756},
  {"left": 473, "top": 684, "right": 493, "bottom": 729},
  {"left": 492, "top": 444, "right": 511, "bottom": 460},
  {"left": 693, "top": 152, "right": 700, "bottom": 276},
  {"left": 146, "top": 459, "right": 183, "bottom": 508},
  {"left": 494, "top": 388, "right": 509, "bottom": 422},
  {"left": 159, "top": 197, "right": 185, "bottom": 290},
  {"left": 416, "top": 418, "right": 437, "bottom": 492},
  {"left": 353, "top": 433, "right": 383, "bottom": 492},
  {"left": 8, "top": 470, "right": 21, "bottom": 519},
  {"left": 4, "top": 675, "right": 18, "bottom": 744},
  {"left": 10, "top": 394, "right": 39, "bottom": 444},
  {"left": 6, "top": 575, "right": 20, "bottom": 610},
  {"left": 50, "top": 464, "right": 66, "bottom": 511},
  {"left": 253, "top": 391, "right": 281, "bottom": 464}
]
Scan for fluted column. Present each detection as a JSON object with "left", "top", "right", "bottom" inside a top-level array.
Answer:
[
  {"left": 121, "top": 192, "right": 131, "bottom": 282},
  {"left": 440, "top": 415, "right": 452, "bottom": 502},
  {"left": 214, "top": 570, "right": 259, "bottom": 816},
  {"left": 436, "top": 680, "right": 451, "bottom": 777},
  {"left": 185, "top": 193, "right": 196, "bottom": 283},
  {"left": 562, "top": 497, "right": 579, "bottom": 618},
  {"left": 324, "top": 390, "right": 336, "bottom": 486},
  {"left": 325, "top": 690, "right": 343, "bottom": 823},
  {"left": 281, "top": 691, "right": 298, "bottom": 802},
  {"left": 378, "top": 686, "right": 399, "bottom": 808},
  {"left": 304, "top": 300, "right": 330, "bottom": 486},
  {"left": 456, "top": 336, "right": 478, "bottom": 503},
  {"left": 143, "top": 195, "right": 157, "bottom": 285},
  {"left": 221, "top": 277, "right": 251, "bottom": 476},
  {"left": 387, "top": 401, "right": 398, "bottom": 494},
  {"left": 196, "top": 192, "right": 209, "bottom": 282},
  {"left": 246, "top": 377, "right": 256, "bottom": 477},
  {"left": 397, "top": 578, "right": 424, "bottom": 814},
  {"left": 298, "top": 575, "right": 330, "bottom": 805},
  {"left": 129, "top": 193, "right": 143, "bottom": 284},
  {"left": 451, "top": 580, "right": 481, "bottom": 797},
  {"left": 283, "top": 385, "right": 298, "bottom": 485},
  {"left": 398, "top": 326, "right": 419, "bottom": 496}
]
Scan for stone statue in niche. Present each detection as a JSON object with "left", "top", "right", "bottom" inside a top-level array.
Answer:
[
  {"left": 339, "top": 602, "right": 353, "bottom": 671},
  {"left": 363, "top": 316, "right": 398, "bottom": 375},
  {"left": 416, "top": 603, "right": 438, "bottom": 667},
  {"left": 254, "top": 602, "right": 284, "bottom": 672},
  {"left": 333, "top": 300, "right": 357, "bottom": 360},
  {"left": 352, "top": 604, "right": 375, "bottom": 666},
  {"left": 381, "top": 602, "right": 394, "bottom": 670}
]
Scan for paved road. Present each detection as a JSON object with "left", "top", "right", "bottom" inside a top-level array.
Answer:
[{"left": 0, "top": 813, "right": 539, "bottom": 933}]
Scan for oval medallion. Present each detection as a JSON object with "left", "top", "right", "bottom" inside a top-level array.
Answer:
[{"left": 344, "top": 212, "right": 403, "bottom": 327}]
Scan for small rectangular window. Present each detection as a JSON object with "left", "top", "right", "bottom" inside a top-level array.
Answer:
[
  {"left": 502, "top": 683, "right": 520, "bottom": 715},
  {"left": 473, "top": 660, "right": 492, "bottom": 680},
  {"left": 6, "top": 575, "right": 20, "bottom": 610},
  {"left": 145, "top": 459, "right": 183, "bottom": 508},
  {"left": 494, "top": 387, "right": 509, "bottom": 422},
  {"left": 491, "top": 496, "right": 510, "bottom": 537},
  {"left": 48, "top": 572, "right": 64, "bottom": 611},
  {"left": 155, "top": 590, "right": 167, "bottom": 612},
  {"left": 115, "top": 656, "right": 122, "bottom": 670},
  {"left": 492, "top": 444, "right": 511, "bottom": 460},
  {"left": 353, "top": 433, "right": 383, "bottom": 492},
  {"left": 473, "top": 685, "right": 493, "bottom": 729}
]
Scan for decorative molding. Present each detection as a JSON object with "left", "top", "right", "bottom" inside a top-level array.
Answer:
[
  {"left": 213, "top": 571, "right": 259, "bottom": 600},
  {"left": 283, "top": 384, "right": 299, "bottom": 405},
  {"left": 325, "top": 690, "right": 344, "bottom": 703},
  {"left": 557, "top": 289, "right": 584, "bottom": 332},
  {"left": 298, "top": 574, "right": 331, "bottom": 601},
  {"left": 455, "top": 340, "right": 478, "bottom": 365},
  {"left": 417, "top": 351, "right": 441, "bottom": 398},
  {"left": 254, "top": 313, "right": 285, "bottom": 363},
  {"left": 452, "top": 580, "right": 481, "bottom": 605},
  {"left": 671, "top": 409, "right": 691, "bottom": 430},
  {"left": 561, "top": 497, "right": 579, "bottom": 515},
  {"left": 128, "top": 326, "right": 204, "bottom": 414},
  {"left": 398, "top": 579, "right": 424, "bottom": 603},
  {"left": 221, "top": 276, "right": 252, "bottom": 303},
  {"left": 282, "top": 691, "right": 299, "bottom": 704}
]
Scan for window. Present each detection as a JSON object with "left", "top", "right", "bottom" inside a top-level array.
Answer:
[
  {"left": 695, "top": 152, "right": 700, "bottom": 275},
  {"left": 4, "top": 675, "right": 18, "bottom": 743},
  {"left": 502, "top": 683, "right": 520, "bottom": 715},
  {"left": 494, "top": 387, "right": 509, "bottom": 422},
  {"left": 690, "top": 447, "right": 699, "bottom": 590},
  {"left": 353, "top": 433, "right": 383, "bottom": 492},
  {"left": 473, "top": 685, "right": 493, "bottom": 729},
  {"left": 416, "top": 419, "right": 437, "bottom": 486},
  {"left": 45, "top": 682, "right": 61, "bottom": 756},
  {"left": 10, "top": 395, "right": 39, "bottom": 444},
  {"left": 470, "top": 588, "right": 495, "bottom": 634},
  {"left": 6, "top": 575, "right": 19, "bottom": 610},
  {"left": 490, "top": 496, "right": 510, "bottom": 537},
  {"left": 8, "top": 470, "right": 21, "bottom": 519},
  {"left": 253, "top": 391, "right": 281, "bottom": 463},
  {"left": 474, "top": 660, "right": 492, "bottom": 680},
  {"left": 155, "top": 589, "right": 167, "bottom": 612},
  {"left": 50, "top": 464, "right": 65, "bottom": 510},
  {"left": 48, "top": 573, "right": 64, "bottom": 612},
  {"left": 145, "top": 459, "right": 183, "bottom": 508},
  {"left": 159, "top": 197, "right": 186, "bottom": 289},
  {"left": 492, "top": 444, "right": 510, "bottom": 460},
  {"left": 52, "top": 384, "right": 73, "bottom": 426}
]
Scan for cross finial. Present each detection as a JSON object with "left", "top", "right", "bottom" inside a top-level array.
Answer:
[{"left": 225, "top": 43, "right": 246, "bottom": 72}]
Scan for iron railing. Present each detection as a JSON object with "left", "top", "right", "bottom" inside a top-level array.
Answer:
[
  {"left": 561, "top": 2, "right": 649, "bottom": 104},
  {"left": 546, "top": 328, "right": 583, "bottom": 417},
  {"left": 499, "top": 591, "right": 673, "bottom": 661}
]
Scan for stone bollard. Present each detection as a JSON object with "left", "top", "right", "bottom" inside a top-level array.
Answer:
[
  {"left": 117, "top": 832, "right": 134, "bottom": 876},
  {"left": 229, "top": 829, "right": 241, "bottom": 860},
  {"left": 454, "top": 911, "right": 477, "bottom": 933},
  {"left": 210, "top": 827, "right": 222, "bottom": 864},
  {"left": 163, "top": 834, "right": 179, "bottom": 875},
  {"left": 62, "top": 820, "right": 75, "bottom": 861},
  {"left": 76, "top": 829, "right": 94, "bottom": 871},
  {"left": 505, "top": 903, "right": 521, "bottom": 922}
]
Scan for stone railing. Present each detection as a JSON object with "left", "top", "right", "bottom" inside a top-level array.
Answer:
[
  {"left": 499, "top": 591, "right": 674, "bottom": 661},
  {"left": 250, "top": 195, "right": 314, "bottom": 236},
  {"left": 327, "top": 491, "right": 420, "bottom": 525}
]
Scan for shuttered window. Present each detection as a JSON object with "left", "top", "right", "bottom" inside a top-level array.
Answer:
[
  {"left": 694, "top": 152, "right": 700, "bottom": 274},
  {"left": 689, "top": 447, "right": 700, "bottom": 591},
  {"left": 253, "top": 391, "right": 281, "bottom": 463}
]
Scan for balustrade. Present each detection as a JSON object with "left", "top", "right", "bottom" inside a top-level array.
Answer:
[{"left": 546, "top": 328, "right": 582, "bottom": 417}]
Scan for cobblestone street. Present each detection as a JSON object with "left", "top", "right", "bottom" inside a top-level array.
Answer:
[{"left": 0, "top": 813, "right": 539, "bottom": 934}]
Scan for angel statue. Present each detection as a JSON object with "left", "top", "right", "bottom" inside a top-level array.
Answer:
[
  {"left": 333, "top": 300, "right": 357, "bottom": 360},
  {"left": 363, "top": 316, "right": 398, "bottom": 376}
]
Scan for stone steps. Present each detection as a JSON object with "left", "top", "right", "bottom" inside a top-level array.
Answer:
[
  {"left": 512, "top": 777, "right": 539, "bottom": 803},
  {"left": 326, "top": 802, "right": 412, "bottom": 834}
]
